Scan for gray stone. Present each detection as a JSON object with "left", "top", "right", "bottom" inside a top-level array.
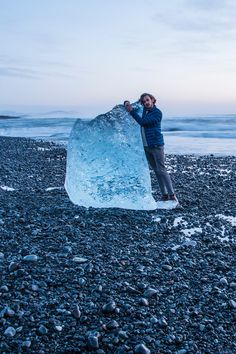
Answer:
[
  {"left": 159, "top": 317, "right": 168, "bottom": 327},
  {"left": 106, "top": 320, "right": 119, "bottom": 330},
  {"left": 9, "top": 262, "right": 19, "bottom": 272},
  {"left": 135, "top": 343, "right": 151, "bottom": 354},
  {"left": 96, "top": 285, "right": 103, "bottom": 292},
  {"left": 72, "top": 305, "right": 81, "bottom": 319},
  {"left": 162, "top": 264, "right": 173, "bottom": 271},
  {"left": 4, "top": 326, "right": 16, "bottom": 337},
  {"left": 78, "top": 278, "right": 86, "bottom": 286},
  {"left": 102, "top": 301, "right": 116, "bottom": 313},
  {"left": 229, "top": 299, "right": 236, "bottom": 309},
  {"left": 22, "top": 340, "right": 31, "bottom": 348},
  {"left": 63, "top": 246, "right": 72, "bottom": 253},
  {"left": 73, "top": 257, "right": 88, "bottom": 263},
  {"left": 38, "top": 324, "right": 48, "bottom": 334},
  {"left": 183, "top": 240, "right": 197, "bottom": 247},
  {"left": 5, "top": 307, "right": 15, "bottom": 317},
  {"left": 0, "top": 285, "right": 9, "bottom": 292},
  {"left": 143, "top": 288, "right": 158, "bottom": 298},
  {"left": 23, "top": 255, "right": 38, "bottom": 262},
  {"left": 55, "top": 325, "right": 63, "bottom": 332},
  {"left": 32, "top": 284, "right": 39, "bottom": 291},
  {"left": 140, "top": 298, "right": 149, "bottom": 306},
  {"left": 219, "top": 277, "right": 228, "bottom": 285},
  {"left": 118, "top": 330, "right": 129, "bottom": 339},
  {"left": 150, "top": 316, "right": 158, "bottom": 324},
  {"left": 88, "top": 335, "right": 99, "bottom": 349},
  {"left": 199, "top": 324, "right": 205, "bottom": 331}
]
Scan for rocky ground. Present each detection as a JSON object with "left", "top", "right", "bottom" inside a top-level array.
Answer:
[{"left": 0, "top": 136, "right": 235, "bottom": 354}]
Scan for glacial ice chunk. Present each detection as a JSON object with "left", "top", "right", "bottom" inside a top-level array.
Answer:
[{"left": 65, "top": 104, "right": 156, "bottom": 210}]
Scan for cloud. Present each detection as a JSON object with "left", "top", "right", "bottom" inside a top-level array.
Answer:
[
  {"left": 152, "top": 1, "right": 236, "bottom": 34},
  {"left": 0, "top": 55, "right": 89, "bottom": 80},
  {"left": 0, "top": 67, "right": 40, "bottom": 79},
  {"left": 0, "top": 65, "right": 77, "bottom": 80},
  {"left": 186, "top": 0, "right": 232, "bottom": 11}
]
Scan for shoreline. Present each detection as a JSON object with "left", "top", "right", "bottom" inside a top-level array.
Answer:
[
  {"left": 3, "top": 134, "right": 236, "bottom": 158},
  {"left": 0, "top": 136, "right": 235, "bottom": 353}
]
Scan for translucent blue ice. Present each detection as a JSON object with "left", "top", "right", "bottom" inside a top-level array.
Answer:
[{"left": 65, "top": 104, "right": 156, "bottom": 210}]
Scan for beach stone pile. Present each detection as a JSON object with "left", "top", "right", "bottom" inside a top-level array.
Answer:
[{"left": 0, "top": 137, "right": 235, "bottom": 353}]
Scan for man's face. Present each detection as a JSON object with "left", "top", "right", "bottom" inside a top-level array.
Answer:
[{"left": 142, "top": 95, "right": 154, "bottom": 110}]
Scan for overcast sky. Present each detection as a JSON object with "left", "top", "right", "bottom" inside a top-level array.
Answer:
[{"left": 1, "top": 0, "right": 236, "bottom": 116}]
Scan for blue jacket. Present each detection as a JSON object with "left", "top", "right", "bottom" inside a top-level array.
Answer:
[{"left": 130, "top": 105, "right": 164, "bottom": 147}]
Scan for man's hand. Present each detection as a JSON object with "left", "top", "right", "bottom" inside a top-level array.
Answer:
[{"left": 124, "top": 101, "right": 133, "bottom": 112}]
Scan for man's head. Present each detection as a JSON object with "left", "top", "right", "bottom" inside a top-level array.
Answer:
[{"left": 139, "top": 93, "right": 156, "bottom": 110}]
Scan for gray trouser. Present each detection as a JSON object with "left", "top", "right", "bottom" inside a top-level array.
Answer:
[{"left": 144, "top": 146, "right": 175, "bottom": 195}]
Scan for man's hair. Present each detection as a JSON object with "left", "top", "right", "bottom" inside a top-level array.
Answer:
[
  {"left": 123, "top": 100, "right": 130, "bottom": 105},
  {"left": 139, "top": 93, "right": 156, "bottom": 105}
]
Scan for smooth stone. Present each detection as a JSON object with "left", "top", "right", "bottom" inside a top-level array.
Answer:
[
  {"left": 159, "top": 317, "right": 168, "bottom": 327},
  {"left": 150, "top": 316, "right": 158, "bottom": 324},
  {"left": 63, "top": 246, "right": 72, "bottom": 253},
  {"left": 72, "top": 305, "right": 81, "bottom": 319},
  {"left": 55, "top": 325, "right": 63, "bottom": 332},
  {"left": 0, "top": 286, "right": 9, "bottom": 292},
  {"left": 162, "top": 264, "right": 173, "bottom": 271},
  {"left": 22, "top": 340, "right": 31, "bottom": 348},
  {"left": 78, "top": 278, "right": 86, "bottom": 286},
  {"left": 4, "top": 326, "right": 16, "bottom": 337},
  {"left": 183, "top": 239, "right": 197, "bottom": 247},
  {"left": 102, "top": 301, "right": 116, "bottom": 313},
  {"left": 137, "top": 265, "right": 145, "bottom": 272},
  {"left": 96, "top": 285, "right": 103, "bottom": 292},
  {"left": 88, "top": 335, "right": 99, "bottom": 349},
  {"left": 199, "top": 324, "right": 205, "bottom": 331},
  {"left": 219, "top": 277, "right": 228, "bottom": 285},
  {"left": 73, "top": 257, "right": 88, "bottom": 263},
  {"left": 5, "top": 307, "right": 15, "bottom": 317},
  {"left": 140, "top": 298, "right": 149, "bottom": 306},
  {"left": 106, "top": 320, "right": 119, "bottom": 330},
  {"left": 143, "top": 288, "right": 158, "bottom": 298},
  {"left": 0, "top": 252, "right": 4, "bottom": 259},
  {"left": 23, "top": 255, "right": 38, "bottom": 262},
  {"left": 137, "top": 283, "right": 147, "bottom": 290},
  {"left": 229, "top": 299, "right": 236, "bottom": 309},
  {"left": 32, "top": 284, "right": 39, "bottom": 291},
  {"left": 135, "top": 343, "right": 151, "bottom": 354},
  {"left": 230, "top": 282, "right": 236, "bottom": 289},
  {"left": 8, "top": 262, "right": 19, "bottom": 272},
  {"left": 38, "top": 324, "right": 48, "bottom": 334},
  {"left": 118, "top": 330, "right": 129, "bottom": 339}
]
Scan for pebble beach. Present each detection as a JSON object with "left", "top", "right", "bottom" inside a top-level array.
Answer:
[{"left": 0, "top": 136, "right": 236, "bottom": 353}]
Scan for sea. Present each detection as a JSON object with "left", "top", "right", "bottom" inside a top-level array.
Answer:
[{"left": 0, "top": 108, "right": 236, "bottom": 156}]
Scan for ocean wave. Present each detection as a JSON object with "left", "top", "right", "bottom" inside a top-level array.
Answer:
[{"left": 0, "top": 115, "right": 21, "bottom": 119}]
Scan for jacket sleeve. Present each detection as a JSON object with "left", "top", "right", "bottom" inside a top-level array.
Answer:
[{"left": 130, "top": 108, "right": 162, "bottom": 127}]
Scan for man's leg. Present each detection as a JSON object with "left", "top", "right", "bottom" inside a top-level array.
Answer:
[
  {"left": 151, "top": 146, "right": 175, "bottom": 196},
  {"left": 144, "top": 147, "right": 168, "bottom": 196}
]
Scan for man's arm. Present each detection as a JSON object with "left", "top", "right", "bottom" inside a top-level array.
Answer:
[
  {"left": 124, "top": 101, "right": 162, "bottom": 127},
  {"left": 130, "top": 108, "right": 162, "bottom": 127}
]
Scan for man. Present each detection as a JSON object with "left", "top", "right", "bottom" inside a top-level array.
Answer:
[{"left": 124, "top": 93, "right": 178, "bottom": 202}]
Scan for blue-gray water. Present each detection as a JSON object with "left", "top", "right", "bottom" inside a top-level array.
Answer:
[{"left": 0, "top": 110, "right": 235, "bottom": 156}]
